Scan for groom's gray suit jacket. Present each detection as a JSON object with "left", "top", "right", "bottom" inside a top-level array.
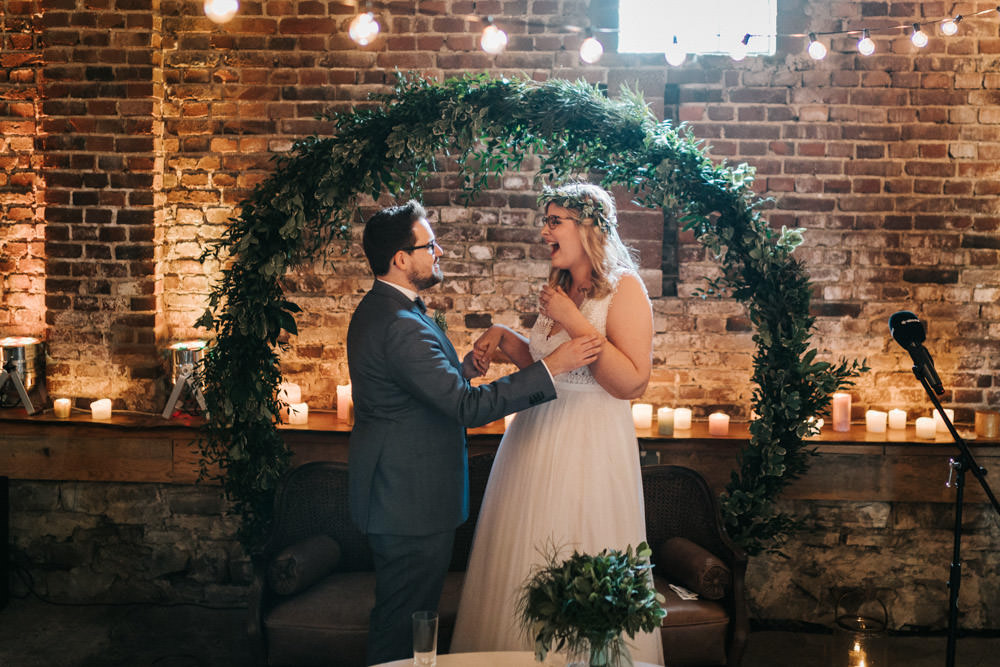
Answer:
[{"left": 347, "top": 280, "right": 556, "bottom": 536}]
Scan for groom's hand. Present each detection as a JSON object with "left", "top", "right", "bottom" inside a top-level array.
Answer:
[{"left": 462, "top": 350, "right": 483, "bottom": 379}]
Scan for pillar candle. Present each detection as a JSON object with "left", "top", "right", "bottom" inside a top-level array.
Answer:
[
  {"left": 278, "top": 382, "right": 301, "bottom": 405},
  {"left": 657, "top": 407, "right": 674, "bottom": 436},
  {"left": 888, "top": 408, "right": 907, "bottom": 430},
  {"left": 915, "top": 416, "right": 936, "bottom": 439},
  {"left": 974, "top": 411, "right": 999, "bottom": 438},
  {"left": 53, "top": 398, "right": 72, "bottom": 419},
  {"left": 933, "top": 408, "right": 955, "bottom": 433},
  {"left": 632, "top": 403, "right": 653, "bottom": 429},
  {"left": 832, "top": 392, "right": 851, "bottom": 432},
  {"left": 90, "top": 398, "right": 112, "bottom": 420},
  {"left": 336, "top": 384, "right": 353, "bottom": 422},
  {"left": 287, "top": 402, "right": 309, "bottom": 425},
  {"left": 865, "top": 409, "right": 887, "bottom": 433},
  {"left": 673, "top": 407, "right": 692, "bottom": 431},
  {"left": 708, "top": 412, "right": 730, "bottom": 436}
]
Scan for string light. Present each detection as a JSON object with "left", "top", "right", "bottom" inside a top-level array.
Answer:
[
  {"left": 730, "top": 33, "right": 751, "bottom": 62},
  {"left": 857, "top": 29, "right": 875, "bottom": 56},
  {"left": 481, "top": 19, "right": 508, "bottom": 55},
  {"left": 665, "top": 35, "right": 685, "bottom": 67},
  {"left": 807, "top": 32, "right": 827, "bottom": 60},
  {"left": 348, "top": 10, "right": 380, "bottom": 46},
  {"left": 940, "top": 16, "right": 961, "bottom": 36},
  {"left": 579, "top": 31, "right": 604, "bottom": 64},
  {"left": 204, "top": 0, "right": 238, "bottom": 24},
  {"left": 910, "top": 23, "right": 928, "bottom": 48}
]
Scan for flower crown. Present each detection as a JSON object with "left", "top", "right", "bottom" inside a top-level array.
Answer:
[{"left": 538, "top": 185, "right": 616, "bottom": 235}]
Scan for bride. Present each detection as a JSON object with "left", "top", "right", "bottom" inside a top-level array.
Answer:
[{"left": 451, "top": 183, "right": 663, "bottom": 665}]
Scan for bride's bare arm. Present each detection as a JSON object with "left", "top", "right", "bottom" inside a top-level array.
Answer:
[
  {"left": 473, "top": 324, "right": 533, "bottom": 371},
  {"left": 541, "top": 275, "right": 652, "bottom": 399}
]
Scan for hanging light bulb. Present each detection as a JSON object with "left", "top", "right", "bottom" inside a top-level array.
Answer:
[
  {"left": 204, "top": 0, "right": 238, "bottom": 24},
  {"left": 665, "top": 35, "right": 686, "bottom": 67},
  {"left": 481, "top": 20, "right": 508, "bottom": 55},
  {"left": 857, "top": 29, "right": 875, "bottom": 56},
  {"left": 348, "top": 11, "right": 380, "bottom": 46},
  {"left": 807, "top": 32, "right": 827, "bottom": 60},
  {"left": 579, "top": 32, "right": 604, "bottom": 64},
  {"left": 730, "top": 33, "right": 750, "bottom": 62},
  {"left": 911, "top": 23, "right": 928, "bottom": 48},
  {"left": 940, "top": 16, "right": 961, "bottom": 36}
]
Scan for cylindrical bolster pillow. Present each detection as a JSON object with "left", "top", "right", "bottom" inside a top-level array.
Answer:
[
  {"left": 656, "top": 536, "right": 731, "bottom": 600},
  {"left": 267, "top": 534, "right": 342, "bottom": 596}
]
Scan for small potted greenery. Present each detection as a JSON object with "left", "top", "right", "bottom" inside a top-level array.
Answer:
[{"left": 519, "top": 542, "right": 667, "bottom": 667}]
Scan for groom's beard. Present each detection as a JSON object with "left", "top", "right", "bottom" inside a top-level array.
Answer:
[{"left": 409, "top": 264, "right": 442, "bottom": 291}]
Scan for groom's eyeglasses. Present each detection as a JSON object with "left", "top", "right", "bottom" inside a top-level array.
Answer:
[{"left": 402, "top": 238, "right": 440, "bottom": 254}]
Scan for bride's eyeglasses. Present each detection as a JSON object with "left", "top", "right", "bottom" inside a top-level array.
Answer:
[{"left": 539, "top": 215, "right": 579, "bottom": 229}]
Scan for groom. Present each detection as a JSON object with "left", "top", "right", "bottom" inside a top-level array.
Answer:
[{"left": 347, "top": 201, "right": 600, "bottom": 665}]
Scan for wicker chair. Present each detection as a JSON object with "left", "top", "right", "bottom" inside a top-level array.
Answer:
[{"left": 248, "top": 455, "right": 747, "bottom": 666}]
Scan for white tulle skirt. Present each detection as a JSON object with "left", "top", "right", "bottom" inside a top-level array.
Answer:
[{"left": 451, "top": 381, "right": 664, "bottom": 665}]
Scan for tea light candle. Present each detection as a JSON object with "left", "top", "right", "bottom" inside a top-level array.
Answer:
[
  {"left": 632, "top": 403, "right": 653, "bottom": 430},
  {"left": 888, "top": 408, "right": 907, "bottom": 430},
  {"left": 504, "top": 413, "right": 515, "bottom": 429},
  {"left": 287, "top": 402, "right": 309, "bottom": 425},
  {"left": 673, "top": 407, "right": 692, "bottom": 431},
  {"left": 865, "top": 409, "right": 887, "bottom": 433},
  {"left": 975, "top": 410, "right": 999, "bottom": 438},
  {"left": 832, "top": 392, "right": 851, "bottom": 432},
  {"left": 915, "top": 416, "right": 936, "bottom": 439},
  {"left": 90, "top": 398, "right": 112, "bottom": 420},
  {"left": 336, "top": 384, "right": 353, "bottom": 422},
  {"left": 708, "top": 412, "right": 730, "bottom": 436},
  {"left": 657, "top": 407, "right": 674, "bottom": 436},
  {"left": 278, "top": 382, "right": 301, "bottom": 405},
  {"left": 933, "top": 408, "right": 955, "bottom": 433},
  {"left": 53, "top": 398, "right": 72, "bottom": 419}
]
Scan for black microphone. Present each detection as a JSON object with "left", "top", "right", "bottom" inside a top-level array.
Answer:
[{"left": 889, "top": 310, "right": 944, "bottom": 395}]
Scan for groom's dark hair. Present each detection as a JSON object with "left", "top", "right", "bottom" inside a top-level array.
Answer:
[{"left": 362, "top": 200, "right": 427, "bottom": 276}]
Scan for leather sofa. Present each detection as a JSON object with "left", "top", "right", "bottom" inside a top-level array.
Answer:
[{"left": 247, "top": 453, "right": 748, "bottom": 666}]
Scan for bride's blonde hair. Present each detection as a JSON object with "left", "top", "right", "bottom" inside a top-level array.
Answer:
[{"left": 538, "top": 183, "right": 638, "bottom": 299}]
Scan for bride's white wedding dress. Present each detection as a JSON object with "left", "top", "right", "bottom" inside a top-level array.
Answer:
[{"left": 451, "top": 272, "right": 664, "bottom": 665}]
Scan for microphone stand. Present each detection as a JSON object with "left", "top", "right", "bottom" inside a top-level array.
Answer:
[{"left": 912, "top": 367, "right": 1000, "bottom": 667}]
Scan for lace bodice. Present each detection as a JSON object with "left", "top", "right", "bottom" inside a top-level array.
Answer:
[{"left": 528, "top": 271, "right": 636, "bottom": 385}]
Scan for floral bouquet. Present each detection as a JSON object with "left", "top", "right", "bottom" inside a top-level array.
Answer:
[{"left": 518, "top": 542, "right": 666, "bottom": 667}]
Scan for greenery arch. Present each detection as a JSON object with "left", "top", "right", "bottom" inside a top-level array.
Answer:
[{"left": 197, "top": 73, "right": 865, "bottom": 553}]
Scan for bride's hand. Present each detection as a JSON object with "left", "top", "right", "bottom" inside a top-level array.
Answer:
[
  {"left": 472, "top": 326, "right": 504, "bottom": 375},
  {"left": 539, "top": 285, "right": 580, "bottom": 326},
  {"left": 542, "top": 334, "right": 603, "bottom": 376}
]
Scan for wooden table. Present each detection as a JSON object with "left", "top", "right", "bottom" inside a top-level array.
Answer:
[{"left": 373, "top": 651, "right": 660, "bottom": 666}]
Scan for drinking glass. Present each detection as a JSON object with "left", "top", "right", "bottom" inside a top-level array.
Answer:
[{"left": 412, "top": 610, "right": 438, "bottom": 666}]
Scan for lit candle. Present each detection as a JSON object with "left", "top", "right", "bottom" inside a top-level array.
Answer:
[
  {"left": 888, "top": 408, "right": 907, "bottom": 430},
  {"left": 915, "top": 416, "right": 936, "bottom": 439},
  {"left": 53, "top": 398, "right": 72, "bottom": 419},
  {"left": 865, "top": 409, "right": 887, "bottom": 433},
  {"left": 708, "top": 412, "right": 730, "bottom": 436},
  {"left": 504, "top": 413, "right": 515, "bottom": 429},
  {"left": 336, "top": 384, "right": 353, "bottom": 423},
  {"left": 278, "top": 382, "right": 301, "bottom": 405},
  {"left": 90, "top": 398, "right": 112, "bottom": 420},
  {"left": 674, "top": 407, "right": 692, "bottom": 431},
  {"left": 933, "top": 408, "right": 955, "bottom": 433},
  {"left": 632, "top": 403, "right": 653, "bottom": 430},
  {"left": 975, "top": 411, "right": 999, "bottom": 438},
  {"left": 832, "top": 392, "right": 851, "bottom": 432},
  {"left": 657, "top": 407, "right": 674, "bottom": 436},
  {"left": 287, "top": 402, "right": 309, "bottom": 425}
]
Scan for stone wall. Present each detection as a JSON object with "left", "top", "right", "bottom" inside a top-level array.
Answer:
[{"left": 0, "top": 0, "right": 996, "bottom": 418}]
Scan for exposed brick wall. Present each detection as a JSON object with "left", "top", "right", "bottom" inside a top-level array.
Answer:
[{"left": 1, "top": 0, "right": 997, "bottom": 424}]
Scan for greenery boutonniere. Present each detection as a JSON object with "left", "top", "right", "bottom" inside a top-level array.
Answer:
[
  {"left": 432, "top": 309, "right": 448, "bottom": 332},
  {"left": 519, "top": 542, "right": 666, "bottom": 666}
]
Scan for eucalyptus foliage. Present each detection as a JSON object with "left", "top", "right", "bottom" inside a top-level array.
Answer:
[{"left": 198, "top": 72, "right": 865, "bottom": 551}]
